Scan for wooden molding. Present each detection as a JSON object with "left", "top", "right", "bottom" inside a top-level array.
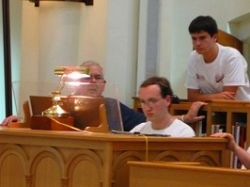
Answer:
[{"left": 29, "top": 0, "right": 94, "bottom": 7}]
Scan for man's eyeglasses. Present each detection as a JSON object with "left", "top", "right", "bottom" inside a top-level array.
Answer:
[
  {"left": 80, "top": 74, "right": 106, "bottom": 83},
  {"left": 140, "top": 98, "right": 162, "bottom": 107}
]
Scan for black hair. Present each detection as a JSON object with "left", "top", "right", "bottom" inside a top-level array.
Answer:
[{"left": 188, "top": 15, "right": 218, "bottom": 36}]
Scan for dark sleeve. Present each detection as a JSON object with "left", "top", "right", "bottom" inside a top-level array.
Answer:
[{"left": 120, "top": 102, "right": 146, "bottom": 131}]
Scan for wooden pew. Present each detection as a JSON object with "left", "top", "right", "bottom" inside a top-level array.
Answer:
[
  {"left": 0, "top": 128, "right": 228, "bottom": 187},
  {"left": 129, "top": 161, "right": 250, "bottom": 187}
]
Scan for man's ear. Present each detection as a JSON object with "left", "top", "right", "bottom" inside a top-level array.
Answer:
[
  {"left": 212, "top": 33, "right": 218, "bottom": 42},
  {"left": 164, "top": 95, "right": 172, "bottom": 105}
]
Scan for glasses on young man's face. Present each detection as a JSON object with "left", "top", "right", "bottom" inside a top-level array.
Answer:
[{"left": 140, "top": 98, "right": 162, "bottom": 108}]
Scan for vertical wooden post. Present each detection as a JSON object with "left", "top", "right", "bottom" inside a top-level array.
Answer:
[{"left": 2, "top": 0, "right": 12, "bottom": 116}]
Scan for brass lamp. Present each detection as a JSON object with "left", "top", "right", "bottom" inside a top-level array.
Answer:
[{"left": 42, "top": 66, "right": 90, "bottom": 118}]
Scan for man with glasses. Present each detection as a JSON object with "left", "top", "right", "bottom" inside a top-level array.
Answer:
[
  {"left": 130, "top": 76, "right": 195, "bottom": 137},
  {"left": 79, "top": 61, "right": 146, "bottom": 131}
]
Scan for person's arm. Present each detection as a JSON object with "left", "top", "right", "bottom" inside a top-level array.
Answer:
[
  {"left": 176, "top": 101, "right": 207, "bottom": 123},
  {"left": 187, "top": 86, "right": 237, "bottom": 102},
  {"left": 186, "top": 50, "right": 245, "bottom": 102},
  {"left": 211, "top": 132, "right": 250, "bottom": 169},
  {"left": 1, "top": 115, "right": 18, "bottom": 126}
]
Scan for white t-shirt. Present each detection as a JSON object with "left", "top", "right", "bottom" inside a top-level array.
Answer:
[
  {"left": 186, "top": 44, "right": 250, "bottom": 100},
  {"left": 130, "top": 119, "right": 195, "bottom": 137}
]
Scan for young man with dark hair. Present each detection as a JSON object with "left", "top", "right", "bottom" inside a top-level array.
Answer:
[
  {"left": 130, "top": 76, "right": 195, "bottom": 137},
  {"left": 186, "top": 15, "right": 250, "bottom": 101}
]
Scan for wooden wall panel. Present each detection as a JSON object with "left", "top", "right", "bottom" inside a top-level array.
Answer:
[
  {"left": 0, "top": 154, "right": 26, "bottom": 187},
  {"left": 33, "top": 157, "right": 61, "bottom": 187},
  {"left": 218, "top": 30, "right": 243, "bottom": 53}
]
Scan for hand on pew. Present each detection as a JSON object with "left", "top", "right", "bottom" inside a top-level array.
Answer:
[
  {"left": 182, "top": 101, "right": 207, "bottom": 123},
  {"left": 1, "top": 115, "right": 18, "bottom": 126},
  {"left": 211, "top": 132, "right": 250, "bottom": 169}
]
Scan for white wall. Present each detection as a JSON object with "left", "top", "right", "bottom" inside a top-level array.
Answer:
[
  {"left": 77, "top": 0, "right": 107, "bottom": 66},
  {"left": 12, "top": 1, "right": 83, "bottom": 115},
  {"left": 230, "top": 13, "right": 250, "bottom": 76},
  {"left": 20, "top": 2, "right": 39, "bottom": 83},
  {"left": 39, "top": 2, "right": 81, "bottom": 82},
  {"left": 105, "top": 0, "right": 140, "bottom": 105}
]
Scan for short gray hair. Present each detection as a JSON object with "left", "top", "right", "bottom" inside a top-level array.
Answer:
[{"left": 80, "top": 60, "right": 102, "bottom": 69}]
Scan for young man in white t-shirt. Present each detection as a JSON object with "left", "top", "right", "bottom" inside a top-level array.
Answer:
[
  {"left": 186, "top": 15, "right": 250, "bottom": 101},
  {"left": 130, "top": 76, "right": 195, "bottom": 137}
]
